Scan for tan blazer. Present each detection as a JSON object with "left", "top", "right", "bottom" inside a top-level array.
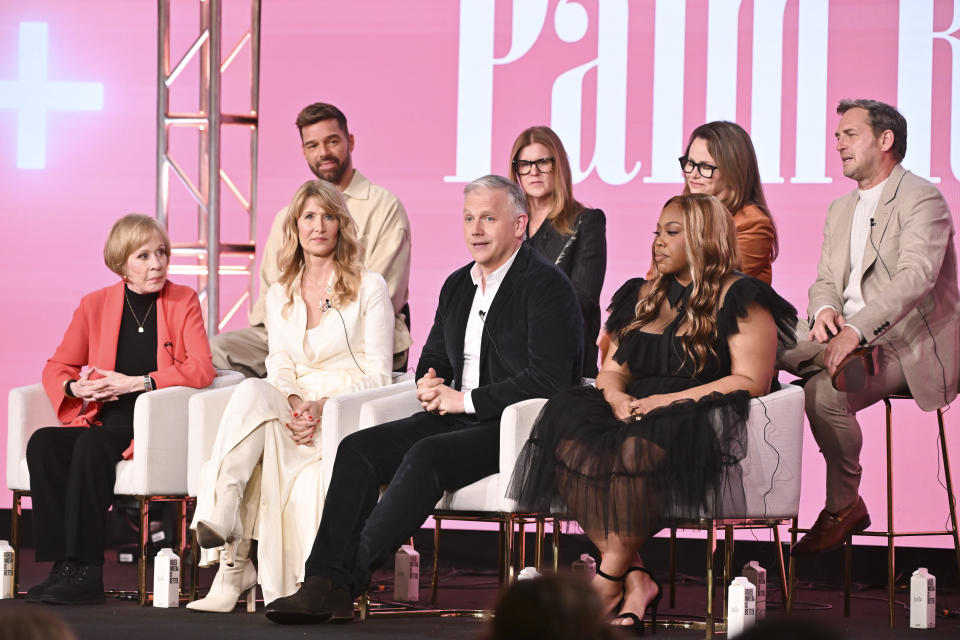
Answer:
[{"left": 806, "top": 164, "right": 960, "bottom": 410}]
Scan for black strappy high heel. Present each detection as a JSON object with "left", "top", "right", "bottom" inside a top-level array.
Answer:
[
  {"left": 595, "top": 566, "right": 627, "bottom": 615},
  {"left": 613, "top": 566, "right": 663, "bottom": 636}
]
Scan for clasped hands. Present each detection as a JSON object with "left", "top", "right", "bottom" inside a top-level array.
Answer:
[
  {"left": 809, "top": 308, "right": 861, "bottom": 376},
  {"left": 608, "top": 390, "right": 674, "bottom": 422},
  {"left": 417, "top": 367, "right": 465, "bottom": 415},
  {"left": 69, "top": 367, "right": 145, "bottom": 403},
  {"left": 285, "top": 397, "right": 327, "bottom": 447}
]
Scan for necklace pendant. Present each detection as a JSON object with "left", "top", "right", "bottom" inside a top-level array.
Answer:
[{"left": 138, "top": 327, "right": 144, "bottom": 333}]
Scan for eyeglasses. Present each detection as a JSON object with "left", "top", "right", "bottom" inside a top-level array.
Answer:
[
  {"left": 678, "top": 156, "right": 718, "bottom": 179},
  {"left": 513, "top": 156, "right": 555, "bottom": 175}
]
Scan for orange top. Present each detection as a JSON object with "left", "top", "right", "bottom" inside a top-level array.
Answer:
[
  {"left": 41, "top": 280, "right": 216, "bottom": 458},
  {"left": 732, "top": 204, "right": 775, "bottom": 284}
]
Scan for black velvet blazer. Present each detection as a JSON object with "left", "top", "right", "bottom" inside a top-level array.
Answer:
[
  {"left": 416, "top": 243, "right": 584, "bottom": 422},
  {"left": 526, "top": 208, "right": 607, "bottom": 377}
]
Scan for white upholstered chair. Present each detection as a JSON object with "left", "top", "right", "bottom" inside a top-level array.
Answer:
[{"left": 6, "top": 369, "right": 244, "bottom": 603}]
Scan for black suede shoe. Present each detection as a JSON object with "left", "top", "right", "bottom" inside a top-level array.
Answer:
[
  {"left": 264, "top": 576, "right": 354, "bottom": 625},
  {"left": 25, "top": 561, "right": 70, "bottom": 603},
  {"left": 41, "top": 561, "right": 105, "bottom": 605}
]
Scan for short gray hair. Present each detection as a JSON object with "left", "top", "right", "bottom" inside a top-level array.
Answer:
[
  {"left": 464, "top": 174, "right": 529, "bottom": 218},
  {"left": 837, "top": 98, "right": 907, "bottom": 163}
]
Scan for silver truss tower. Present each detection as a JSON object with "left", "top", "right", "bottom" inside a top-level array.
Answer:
[{"left": 155, "top": 0, "right": 261, "bottom": 336}]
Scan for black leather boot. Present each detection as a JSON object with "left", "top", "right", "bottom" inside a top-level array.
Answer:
[
  {"left": 264, "top": 576, "right": 354, "bottom": 624},
  {"left": 41, "top": 560, "right": 105, "bottom": 605},
  {"left": 25, "top": 561, "right": 71, "bottom": 603}
]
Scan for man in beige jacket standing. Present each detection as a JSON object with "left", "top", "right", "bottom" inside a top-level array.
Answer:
[
  {"left": 212, "top": 103, "right": 413, "bottom": 375},
  {"left": 782, "top": 99, "right": 960, "bottom": 557}
]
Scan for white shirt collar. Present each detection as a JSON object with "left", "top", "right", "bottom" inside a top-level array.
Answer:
[{"left": 469, "top": 245, "right": 522, "bottom": 289}]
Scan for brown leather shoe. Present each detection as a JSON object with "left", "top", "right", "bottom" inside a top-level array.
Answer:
[
  {"left": 264, "top": 576, "right": 354, "bottom": 625},
  {"left": 791, "top": 497, "right": 871, "bottom": 557},
  {"left": 831, "top": 346, "right": 878, "bottom": 393}
]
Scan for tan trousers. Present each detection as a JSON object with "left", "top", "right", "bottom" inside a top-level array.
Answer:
[
  {"left": 210, "top": 324, "right": 409, "bottom": 378},
  {"left": 780, "top": 321, "right": 908, "bottom": 513}
]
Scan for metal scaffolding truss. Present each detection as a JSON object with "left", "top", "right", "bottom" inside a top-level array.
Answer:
[{"left": 155, "top": 0, "right": 261, "bottom": 337}]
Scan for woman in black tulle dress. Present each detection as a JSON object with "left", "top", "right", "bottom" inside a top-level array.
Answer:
[{"left": 508, "top": 194, "right": 797, "bottom": 631}]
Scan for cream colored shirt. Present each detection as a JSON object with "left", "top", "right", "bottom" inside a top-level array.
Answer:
[{"left": 252, "top": 170, "right": 412, "bottom": 355}]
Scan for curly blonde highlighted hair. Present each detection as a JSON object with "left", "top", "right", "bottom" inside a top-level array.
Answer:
[
  {"left": 622, "top": 194, "right": 740, "bottom": 374},
  {"left": 276, "top": 180, "right": 363, "bottom": 318}
]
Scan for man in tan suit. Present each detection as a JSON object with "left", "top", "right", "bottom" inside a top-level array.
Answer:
[
  {"left": 212, "top": 103, "right": 413, "bottom": 376},
  {"left": 784, "top": 99, "right": 960, "bottom": 557}
]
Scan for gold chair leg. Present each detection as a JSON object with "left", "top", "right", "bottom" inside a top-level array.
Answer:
[
  {"left": 517, "top": 520, "right": 526, "bottom": 569},
  {"left": 551, "top": 518, "right": 560, "bottom": 573},
  {"left": 705, "top": 521, "right": 716, "bottom": 640},
  {"left": 534, "top": 518, "right": 544, "bottom": 571},
  {"left": 431, "top": 517, "right": 441, "bottom": 605},
  {"left": 501, "top": 516, "right": 514, "bottom": 585},
  {"left": 11, "top": 490, "right": 22, "bottom": 596},
  {"left": 936, "top": 409, "right": 960, "bottom": 578},
  {"left": 884, "top": 397, "right": 895, "bottom": 628},
  {"left": 721, "top": 525, "right": 734, "bottom": 628},
  {"left": 190, "top": 529, "right": 200, "bottom": 602},
  {"left": 174, "top": 500, "right": 187, "bottom": 597},
  {"left": 772, "top": 523, "right": 787, "bottom": 605},
  {"left": 358, "top": 592, "right": 369, "bottom": 620},
  {"left": 669, "top": 527, "right": 677, "bottom": 608},
  {"left": 138, "top": 496, "right": 150, "bottom": 605}
]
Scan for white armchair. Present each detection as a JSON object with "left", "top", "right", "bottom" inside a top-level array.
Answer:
[{"left": 6, "top": 369, "right": 243, "bottom": 603}]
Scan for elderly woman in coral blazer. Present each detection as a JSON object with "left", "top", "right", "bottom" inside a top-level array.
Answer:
[{"left": 27, "top": 214, "right": 215, "bottom": 605}]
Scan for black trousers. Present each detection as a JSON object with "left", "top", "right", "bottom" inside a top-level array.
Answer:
[
  {"left": 303, "top": 411, "right": 500, "bottom": 596},
  {"left": 26, "top": 425, "right": 133, "bottom": 566}
]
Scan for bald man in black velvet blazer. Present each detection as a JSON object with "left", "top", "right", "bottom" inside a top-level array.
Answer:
[{"left": 266, "top": 175, "right": 583, "bottom": 624}]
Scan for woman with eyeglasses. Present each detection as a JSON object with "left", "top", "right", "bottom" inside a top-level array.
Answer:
[
  {"left": 510, "top": 126, "right": 607, "bottom": 378},
  {"left": 679, "top": 120, "right": 778, "bottom": 283}
]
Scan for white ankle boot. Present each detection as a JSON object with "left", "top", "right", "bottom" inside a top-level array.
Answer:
[
  {"left": 197, "top": 428, "right": 264, "bottom": 563},
  {"left": 187, "top": 544, "right": 258, "bottom": 613}
]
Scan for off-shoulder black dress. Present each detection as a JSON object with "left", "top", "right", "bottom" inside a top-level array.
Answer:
[{"left": 507, "top": 274, "right": 797, "bottom": 537}]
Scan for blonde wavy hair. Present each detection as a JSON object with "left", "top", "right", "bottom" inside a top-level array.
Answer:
[
  {"left": 276, "top": 180, "right": 363, "bottom": 318},
  {"left": 621, "top": 194, "right": 740, "bottom": 374}
]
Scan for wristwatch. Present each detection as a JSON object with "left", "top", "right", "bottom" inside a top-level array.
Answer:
[{"left": 143, "top": 375, "right": 155, "bottom": 392}]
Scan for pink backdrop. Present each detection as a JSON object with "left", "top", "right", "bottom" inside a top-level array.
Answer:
[{"left": 2, "top": 0, "right": 959, "bottom": 547}]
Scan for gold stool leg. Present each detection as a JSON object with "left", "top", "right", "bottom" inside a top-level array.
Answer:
[
  {"left": 431, "top": 518, "right": 441, "bottom": 605},
  {"left": 786, "top": 517, "right": 797, "bottom": 614},
  {"left": 772, "top": 523, "right": 787, "bottom": 605},
  {"left": 885, "top": 397, "right": 895, "bottom": 628},
  {"left": 843, "top": 537, "right": 852, "bottom": 617},
  {"left": 936, "top": 409, "right": 960, "bottom": 577},
  {"left": 138, "top": 496, "right": 150, "bottom": 605},
  {"left": 669, "top": 527, "right": 677, "bottom": 608},
  {"left": 11, "top": 490, "right": 22, "bottom": 596},
  {"left": 705, "top": 521, "right": 716, "bottom": 640}
]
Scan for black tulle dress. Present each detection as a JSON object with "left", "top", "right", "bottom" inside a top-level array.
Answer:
[{"left": 507, "top": 274, "right": 797, "bottom": 538}]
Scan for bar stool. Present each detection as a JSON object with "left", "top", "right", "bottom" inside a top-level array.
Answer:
[{"left": 788, "top": 393, "right": 960, "bottom": 627}]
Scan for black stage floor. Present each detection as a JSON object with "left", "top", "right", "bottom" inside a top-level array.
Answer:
[{"left": 3, "top": 554, "right": 960, "bottom": 639}]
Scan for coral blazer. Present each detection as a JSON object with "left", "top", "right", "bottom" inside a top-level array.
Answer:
[{"left": 41, "top": 280, "right": 216, "bottom": 455}]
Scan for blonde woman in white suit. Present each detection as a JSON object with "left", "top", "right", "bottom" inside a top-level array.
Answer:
[{"left": 189, "top": 180, "right": 394, "bottom": 610}]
